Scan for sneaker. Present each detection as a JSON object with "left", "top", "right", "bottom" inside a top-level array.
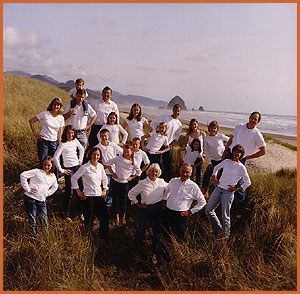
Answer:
[
  {"left": 152, "top": 254, "right": 158, "bottom": 265},
  {"left": 236, "top": 214, "right": 242, "bottom": 219},
  {"left": 66, "top": 217, "right": 72, "bottom": 222}
]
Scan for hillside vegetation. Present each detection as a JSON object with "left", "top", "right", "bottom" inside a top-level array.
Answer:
[{"left": 3, "top": 73, "right": 297, "bottom": 291}]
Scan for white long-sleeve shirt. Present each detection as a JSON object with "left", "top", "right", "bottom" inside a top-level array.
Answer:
[
  {"left": 53, "top": 139, "right": 84, "bottom": 173},
  {"left": 128, "top": 177, "right": 168, "bottom": 205},
  {"left": 204, "top": 134, "right": 229, "bottom": 164},
  {"left": 106, "top": 156, "right": 141, "bottom": 183},
  {"left": 95, "top": 141, "right": 123, "bottom": 174},
  {"left": 213, "top": 159, "right": 251, "bottom": 190},
  {"left": 71, "top": 161, "right": 108, "bottom": 196},
  {"left": 98, "top": 124, "right": 128, "bottom": 145},
  {"left": 20, "top": 169, "right": 58, "bottom": 202},
  {"left": 163, "top": 178, "right": 206, "bottom": 214},
  {"left": 150, "top": 114, "right": 182, "bottom": 144}
]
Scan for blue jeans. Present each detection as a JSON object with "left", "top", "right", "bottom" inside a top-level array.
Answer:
[
  {"left": 37, "top": 139, "right": 57, "bottom": 163},
  {"left": 75, "top": 130, "right": 88, "bottom": 150},
  {"left": 193, "top": 158, "right": 203, "bottom": 186},
  {"left": 205, "top": 186, "right": 234, "bottom": 239},
  {"left": 135, "top": 201, "right": 163, "bottom": 254},
  {"left": 105, "top": 174, "right": 113, "bottom": 209},
  {"left": 24, "top": 195, "right": 48, "bottom": 234},
  {"left": 63, "top": 165, "right": 81, "bottom": 217}
]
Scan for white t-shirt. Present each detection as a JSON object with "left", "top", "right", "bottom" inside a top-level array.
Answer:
[
  {"left": 204, "top": 134, "right": 229, "bottom": 164},
  {"left": 71, "top": 161, "right": 108, "bottom": 197},
  {"left": 106, "top": 156, "right": 141, "bottom": 183},
  {"left": 98, "top": 124, "right": 128, "bottom": 144},
  {"left": 36, "top": 111, "right": 64, "bottom": 141},
  {"left": 20, "top": 168, "right": 58, "bottom": 202},
  {"left": 134, "top": 149, "right": 150, "bottom": 168},
  {"left": 230, "top": 123, "right": 266, "bottom": 157},
  {"left": 68, "top": 87, "right": 88, "bottom": 98},
  {"left": 213, "top": 159, "right": 251, "bottom": 190},
  {"left": 182, "top": 146, "right": 201, "bottom": 165},
  {"left": 146, "top": 132, "right": 169, "bottom": 154},
  {"left": 89, "top": 99, "right": 119, "bottom": 126},
  {"left": 150, "top": 114, "right": 182, "bottom": 144},
  {"left": 95, "top": 141, "right": 123, "bottom": 174},
  {"left": 53, "top": 139, "right": 84, "bottom": 173},
  {"left": 125, "top": 117, "right": 148, "bottom": 140},
  {"left": 64, "top": 103, "right": 96, "bottom": 130}
]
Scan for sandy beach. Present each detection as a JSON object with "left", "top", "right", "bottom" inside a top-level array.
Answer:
[{"left": 120, "top": 111, "right": 297, "bottom": 174}]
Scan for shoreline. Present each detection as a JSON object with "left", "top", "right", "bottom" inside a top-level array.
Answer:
[{"left": 119, "top": 110, "right": 297, "bottom": 147}]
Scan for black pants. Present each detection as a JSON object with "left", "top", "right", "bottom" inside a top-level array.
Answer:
[{"left": 82, "top": 196, "right": 109, "bottom": 239}]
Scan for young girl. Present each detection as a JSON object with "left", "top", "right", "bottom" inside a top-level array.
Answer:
[
  {"left": 53, "top": 125, "right": 85, "bottom": 220},
  {"left": 29, "top": 97, "right": 65, "bottom": 164},
  {"left": 202, "top": 121, "right": 229, "bottom": 194},
  {"left": 185, "top": 119, "right": 206, "bottom": 186},
  {"left": 105, "top": 145, "right": 141, "bottom": 225},
  {"left": 71, "top": 147, "right": 109, "bottom": 239},
  {"left": 97, "top": 112, "right": 128, "bottom": 147},
  {"left": 205, "top": 144, "right": 251, "bottom": 240},
  {"left": 141, "top": 122, "right": 169, "bottom": 166},
  {"left": 20, "top": 156, "right": 58, "bottom": 234},
  {"left": 121, "top": 103, "right": 152, "bottom": 142},
  {"left": 177, "top": 138, "right": 203, "bottom": 184}
]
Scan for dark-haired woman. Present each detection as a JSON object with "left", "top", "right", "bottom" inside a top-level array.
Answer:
[
  {"left": 53, "top": 125, "right": 84, "bottom": 220},
  {"left": 20, "top": 156, "right": 58, "bottom": 234},
  {"left": 29, "top": 97, "right": 65, "bottom": 163},
  {"left": 71, "top": 147, "right": 109, "bottom": 239}
]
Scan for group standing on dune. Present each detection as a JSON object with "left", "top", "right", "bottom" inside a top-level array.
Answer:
[{"left": 20, "top": 77, "right": 266, "bottom": 263}]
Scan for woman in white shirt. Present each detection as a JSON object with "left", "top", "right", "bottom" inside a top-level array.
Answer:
[
  {"left": 205, "top": 144, "right": 251, "bottom": 240},
  {"left": 29, "top": 97, "right": 65, "bottom": 163},
  {"left": 97, "top": 112, "right": 128, "bottom": 147},
  {"left": 128, "top": 163, "right": 167, "bottom": 263},
  {"left": 71, "top": 147, "right": 109, "bottom": 239},
  {"left": 105, "top": 145, "right": 141, "bottom": 225},
  {"left": 20, "top": 156, "right": 58, "bottom": 234},
  {"left": 121, "top": 103, "right": 152, "bottom": 142},
  {"left": 53, "top": 125, "right": 84, "bottom": 220}
]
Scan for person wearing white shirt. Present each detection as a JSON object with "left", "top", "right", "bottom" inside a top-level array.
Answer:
[
  {"left": 63, "top": 89, "right": 96, "bottom": 149},
  {"left": 206, "top": 145, "right": 251, "bottom": 239},
  {"left": 20, "top": 156, "right": 58, "bottom": 234},
  {"left": 222, "top": 112, "right": 266, "bottom": 217},
  {"left": 29, "top": 97, "right": 64, "bottom": 164},
  {"left": 71, "top": 147, "right": 109, "bottom": 239},
  {"left": 105, "top": 145, "right": 141, "bottom": 225},
  {"left": 53, "top": 126, "right": 85, "bottom": 219},
  {"left": 88, "top": 86, "right": 119, "bottom": 150},
  {"left": 97, "top": 112, "right": 128, "bottom": 146},
  {"left": 68, "top": 78, "right": 89, "bottom": 99},
  {"left": 162, "top": 164, "right": 206, "bottom": 242},
  {"left": 141, "top": 122, "right": 169, "bottom": 167},
  {"left": 132, "top": 137, "right": 150, "bottom": 182},
  {"left": 95, "top": 129, "right": 123, "bottom": 210},
  {"left": 121, "top": 103, "right": 152, "bottom": 141},
  {"left": 150, "top": 104, "right": 182, "bottom": 181},
  {"left": 202, "top": 121, "right": 229, "bottom": 194},
  {"left": 128, "top": 163, "right": 168, "bottom": 262}
]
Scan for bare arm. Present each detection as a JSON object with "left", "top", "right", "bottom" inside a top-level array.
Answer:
[
  {"left": 86, "top": 115, "right": 96, "bottom": 131},
  {"left": 222, "top": 135, "right": 233, "bottom": 160},
  {"left": 29, "top": 116, "right": 43, "bottom": 140},
  {"left": 244, "top": 146, "right": 266, "bottom": 160}
]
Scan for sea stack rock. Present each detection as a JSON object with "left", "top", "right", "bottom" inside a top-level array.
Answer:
[
  {"left": 167, "top": 95, "right": 187, "bottom": 110},
  {"left": 199, "top": 106, "right": 204, "bottom": 111}
]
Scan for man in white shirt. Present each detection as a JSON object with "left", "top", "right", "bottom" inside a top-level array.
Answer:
[
  {"left": 88, "top": 86, "right": 119, "bottom": 151},
  {"left": 150, "top": 104, "right": 182, "bottom": 181},
  {"left": 162, "top": 164, "right": 206, "bottom": 242},
  {"left": 63, "top": 89, "right": 96, "bottom": 149}
]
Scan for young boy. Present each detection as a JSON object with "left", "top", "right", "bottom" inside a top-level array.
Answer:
[
  {"left": 69, "top": 78, "right": 89, "bottom": 99},
  {"left": 95, "top": 129, "right": 123, "bottom": 210}
]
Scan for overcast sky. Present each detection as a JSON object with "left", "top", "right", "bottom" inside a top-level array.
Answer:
[{"left": 3, "top": 3, "right": 297, "bottom": 115}]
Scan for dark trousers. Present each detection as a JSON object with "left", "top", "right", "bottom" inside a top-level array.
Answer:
[
  {"left": 110, "top": 179, "right": 129, "bottom": 214},
  {"left": 135, "top": 201, "right": 163, "bottom": 254},
  {"left": 162, "top": 207, "right": 187, "bottom": 242},
  {"left": 82, "top": 196, "right": 109, "bottom": 239},
  {"left": 202, "top": 160, "right": 222, "bottom": 190},
  {"left": 87, "top": 124, "right": 102, "bottom": 151},
  {"left": 161, "top": 145, "right": 173, "bottom": 182},
  {"left": 147, "top": 152, "right": 162, "bottom": 166}
]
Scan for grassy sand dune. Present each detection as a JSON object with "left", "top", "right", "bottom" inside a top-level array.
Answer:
[{"left": 3, "top": 73, "right": 297, "bottom": 291}]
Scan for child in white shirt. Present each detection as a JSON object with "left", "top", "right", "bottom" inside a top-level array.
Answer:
[
  {"left": 20, "top": 156, "right": 58, "bottom": 234},
  {"left": 97, "top": 112, "right": 128, "bottom": 147}
]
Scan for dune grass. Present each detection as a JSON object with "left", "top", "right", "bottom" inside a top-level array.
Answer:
[{"left": 3, "top": 73, "right": 297, "bottom": 291}]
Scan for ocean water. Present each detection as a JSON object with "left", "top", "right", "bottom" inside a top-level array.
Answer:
[{"left": 132, "top": 106, "right": 297, "bottom": 138}]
